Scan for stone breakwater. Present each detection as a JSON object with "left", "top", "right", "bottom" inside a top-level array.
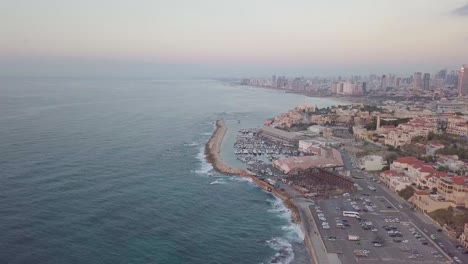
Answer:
[{"left": 204, "top": 120, "right": 300, "bottom": 223}]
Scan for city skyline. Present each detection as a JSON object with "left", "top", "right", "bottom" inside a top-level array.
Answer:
[{"left": 1, "top": 0, "right": 468, "bottom": 77}]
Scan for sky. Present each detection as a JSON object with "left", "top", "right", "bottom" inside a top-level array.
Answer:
[{"left": 1, "top": 0, "right": 468, "bottom": 78}]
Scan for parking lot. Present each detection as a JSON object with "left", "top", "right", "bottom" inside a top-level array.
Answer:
[{"left": 309, "top": 190, "right": 451, "bottom": 264}]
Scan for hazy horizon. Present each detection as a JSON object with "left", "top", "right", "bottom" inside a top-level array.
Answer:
[{"left": 1, "top": 0, "right": 468, "bottom": 78}]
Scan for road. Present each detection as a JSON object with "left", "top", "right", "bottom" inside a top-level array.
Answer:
[{"left": 340, "top": 150, "right": 468, "bottom": 263}]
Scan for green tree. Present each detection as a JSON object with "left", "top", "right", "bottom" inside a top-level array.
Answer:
[{"left": 398, "top": 186, "right": 415, "bottom": 200}]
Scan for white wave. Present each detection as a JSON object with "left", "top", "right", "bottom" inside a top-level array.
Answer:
[
  {"left": 194, "top": 145, "right": 213, "bottom": 175},
  {"left": 209, "top": 179, "right": 227, "bottom": 185},
  {"left": 267, "top": 197, "right": 304, "bottom": 242},
  {"left": 265, "top": 237, "right": 295, "bottom": 264},
  {"left": 183, "top": 141, "right": 199, "bottom": 147},
  {"left": 228, "top": 176, "right": 253, "bottom": 184}
]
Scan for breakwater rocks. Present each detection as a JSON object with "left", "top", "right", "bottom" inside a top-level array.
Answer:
[{"left": 204, "top": 120, "right": 300, "bottom": 223}]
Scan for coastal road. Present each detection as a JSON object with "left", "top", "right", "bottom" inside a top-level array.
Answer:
[
  {"left": 281, "top": 184, "right": 338, "bottom": 264},
  {"left": 340, "top": 150, "right": 468, "bottom": 264}
]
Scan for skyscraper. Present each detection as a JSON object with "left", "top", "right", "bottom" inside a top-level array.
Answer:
[
  {"left": 423, "top": 73, "right": 430, "bottom": 90},
  {"left": 459, "top": 65, "right": 468, "bottom": 96},
  {"left": 413, "top": 72, "right": 422, "bottom": 90},
  {"left": 381, "top": 75, "right": 387, "bottom": 90}
]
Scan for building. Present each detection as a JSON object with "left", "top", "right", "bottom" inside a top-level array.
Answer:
[
  {"left": 413, "top": 72, "right": 422, "bottom": 90},
  {"left": 273, "top": 147, "right": 344, "bottom": 173},
  {"left": 436, "top": 102, "right": 466, "bottom": 114},
  {"left": 358, "top": 155, "right": 387, "bottom": 171},
  {"left": 446, "top": 115, "right": 468, "bottom": 137},
  {"left": 460, "top": 64, "right": 468, "bottom": 96},
  {"left": 381, "top": 75, "right": 387, "bottom": 90},
  {"left": 390, "top": 157, "right": 419, "bottom": 173},
  {"left": 257, "top": 126, "right": 302, "bottom": 146},
  {"left": 423, "top": 73, "right": 430, "bottom": 90},
  {"left": 411, "top": 191, "right": 454, "bottom": 214},
  {"left": 459, "top": 223, "right": 468, "bottom": 248},
  {"left": 395, "top": 77, "right": 401, "bottom": 87},
  {"left": 298, "top": 139, "right": 327, "bottom": 153},
  {"left": 437, "top": 176, "right": 468, "bottom": 206}
]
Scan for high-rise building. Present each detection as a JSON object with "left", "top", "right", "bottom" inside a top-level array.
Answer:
[
  {"left": 395, "top": 78, "right": 401, "bottom": 87},
  {"left": 381, "top": 75, "right": 387, "bottom": 90},
  {"left": 423, "top": 73, "right": 430, "bottom": 90},
  {"left": 413, "top": 72, "right": 422, "bottom": 90},
  {"left": 272, "top": 75, "right": 276, "bottom": 84},
  {"left": 459, "top": 65, "right": 468, "bottom": 96},
  {"left": 436, "top": 69, "right": 447, "bottom": 80}
]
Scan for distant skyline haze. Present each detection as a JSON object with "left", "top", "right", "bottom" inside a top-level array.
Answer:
[{"left": 1, "top": 0, "right": 468, "bottom": 77}]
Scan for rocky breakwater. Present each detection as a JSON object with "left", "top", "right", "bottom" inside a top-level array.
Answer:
[{"left": 204, "top": 120, "right": 300, "bottom": 223}]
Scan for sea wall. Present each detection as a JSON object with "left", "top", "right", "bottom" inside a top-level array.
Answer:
[{"left": 204, "top": 120, "right": 300, "bottom": 222}]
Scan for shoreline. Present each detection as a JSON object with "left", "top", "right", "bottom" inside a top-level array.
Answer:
[
  {"left": 229, "top": 82, "right": 364, "bottom": 105},
  {"left": 204, "top": 120, "right": 317, "bottom": 263}
]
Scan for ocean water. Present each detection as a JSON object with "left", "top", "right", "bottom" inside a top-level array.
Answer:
[{"left": 0, "top": 78, "right": 339, "bottom": 264}]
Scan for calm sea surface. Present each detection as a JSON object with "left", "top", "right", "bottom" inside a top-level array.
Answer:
[{"left": 0, "top": 78, "right": 339, "bottom": 264}]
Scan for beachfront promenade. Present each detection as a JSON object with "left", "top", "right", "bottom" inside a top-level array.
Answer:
[{"left": 204, "top": 120, "right": 337, "bottom": 264}]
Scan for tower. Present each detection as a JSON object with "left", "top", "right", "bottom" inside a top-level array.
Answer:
[
  {"left": 423, "top": 73, "right": 430, "bottom": 90},
  {"left": 459, "top": 65, "right": 468, "bottom": 96},
  {"left": 413, "top": 72, "right": 422, "bottom": 90}
]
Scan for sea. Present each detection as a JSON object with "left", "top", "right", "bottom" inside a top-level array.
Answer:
[{"left": 0, "top": 78, "right": 340, "bottom": 264}]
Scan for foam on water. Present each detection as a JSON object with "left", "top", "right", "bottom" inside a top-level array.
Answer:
[
  {"left": 267, "top": 197, "right": 304, "bottom": 242},
  {"left": 183, "top": 141, "right": 199, "bottom": 147},
  {"left": 209, "top": 179, "right": 227, "bottom": 185},
  {"left": 265, "top": 237, "right": 295, "bottom": 264},
  {"left": 194, "top": 145, "right": 213, "bottom": 175}
]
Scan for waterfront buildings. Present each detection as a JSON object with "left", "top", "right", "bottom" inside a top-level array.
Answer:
[
  {"left": 258, "top": 126, "right": 302, "bottom": 146},
  {"left": 273, "top": 147, "right": 344, "bottom": 173}
]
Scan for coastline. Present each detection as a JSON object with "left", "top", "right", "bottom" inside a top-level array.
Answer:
[
  {"left": 231, "top": 82, "right": 367, "bottom": 105},
  {"left": 204, "top": 120, "right": 317, "bottom": 263}
]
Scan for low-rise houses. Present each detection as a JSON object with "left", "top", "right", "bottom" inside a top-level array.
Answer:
[
  {"left": 411, "top": 191, "right": 455, "bottom": 214},
  {"left": 379, "top": 170, "right": 411, "bottom": 192},
  {"left": 447, "top": 115, "right": 468, "bottom": 137},
  {"left": 437, "top": 176, "right": 468, "bottom": 206},
  {"left": 384, "top": 156, "right": 468, "bottom": 213},
  {"left": 436, "top": 154, "right": 467, "bottom": 173}
]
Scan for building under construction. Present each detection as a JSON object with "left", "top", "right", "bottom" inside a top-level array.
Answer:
[{"left": 287, "top": 167, "right": 354, "bottom": 196}]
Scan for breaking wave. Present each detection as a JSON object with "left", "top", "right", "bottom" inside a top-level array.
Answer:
[
  {"left": 265, "top": 237, "right": 295, "bottom": 264},
  {"left": 194, "top": 145, "right": 213, "bottom": 175}
]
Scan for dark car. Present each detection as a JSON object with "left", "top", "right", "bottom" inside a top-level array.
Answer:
[
  {"left": 393, "top": 238, "right": 402, "bottom": 242},
  {"left": 437, "top": 229, "right": 443, "bottom": 232}
]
